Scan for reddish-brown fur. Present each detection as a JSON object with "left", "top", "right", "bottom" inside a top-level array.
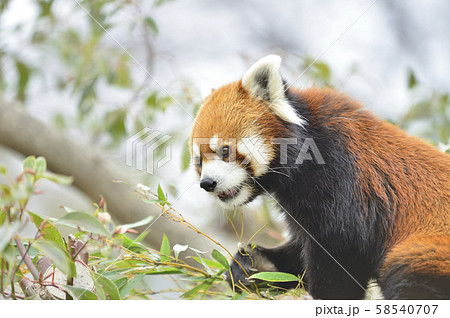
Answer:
[
  {"left": 191, "top": 81, "right": 289, "bottom": 171},
  {"left": 383, "top": 235, "right": 450, "bottom": 277},
  {"left": 294, "top": 87, "right": 450, "bottom": 279},
  {"left": 192, "top": 79, "right": 449, "bottom": 297}
]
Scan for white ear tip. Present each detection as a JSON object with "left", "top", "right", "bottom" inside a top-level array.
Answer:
[
  {"left": 250, "top": 55, "right": 282, "bottom": 70},
  {"left": 261, "top": 54, "right": 282, "bottom": 64},
  {"left": 242, "top": 55, "right": 282, "bottom": 88}
]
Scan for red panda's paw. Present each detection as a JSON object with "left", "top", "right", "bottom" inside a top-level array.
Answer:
[{"left": 225, "top": 245, "right": 277, "bottom": 292}]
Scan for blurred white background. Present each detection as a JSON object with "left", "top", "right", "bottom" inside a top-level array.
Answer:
[{"left": 1, "top": 0, "right": 449, "bottom": 241}]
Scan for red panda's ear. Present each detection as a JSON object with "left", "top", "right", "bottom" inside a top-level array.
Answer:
[{"left": 242, "top": 55, "right": 305, "bottom": 126}]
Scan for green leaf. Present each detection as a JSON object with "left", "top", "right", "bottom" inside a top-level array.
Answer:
[
  {"left": 31, "top": 30, "right": 47, "bottom": 44},
  {"left": 91, "top": 272, "right": 120, "bottom": 300},
  {"left": 143, "top": 16, "right": 158, "bottom": 35},
  {"left": 145, "top": 92, "right": 158, "bottom": 108},
  {"left": 34, "top": 241, "right": 76, "bottom": 278},
  {"left": 155, "top": 0, "right": 175, "bottom": 6},
  {"left": 34, "top": 157, "right": 47, "bottom": 178},
  {"left": 15, "top": 59, "right": 32, "bottom": 101},
  {"left": 28, "top": 212, "right": 65, "bottom": 249},
  {"left": 41, "top": 172, "right": 73, "bottom": 185},
  {"left": 112, "top": 258, "right": 144, "bottom": 269},
  {"left": 119, "top": 274, "right": 144, "bottom": 298},
  {"left": 143, "top": 267, "right": 183, "bottom": 275},
  {"left": 113, "top": 277, "right": 128, "bottom": 289},
  {"left": 94, "top": 278, "right": 106, "bottom": 300},
  {"left": 1, "top": 243, "right": 18, "bottom": 264},
  {"left": 157, "top": 184, "right": 166, "bottom": 207},
  {"left": 57, "top": 211, "right": 110, "bottom": 238},
  {"left": 181, "top": 139, "right": 191, "bottom": 171},
  {"left": 105, "top": 109, "right": 127, "bottom": 141},
  {"left": 182, "top": 279, "right": 213, "bottom": 299},
  {"left": 0, "top": 0, "right": 11, "bottom": 13},
  {"left": 211, "top": 249, "right": 229, "bottom": 270},
  {"left": 22, "top": 156, "right": 36, "bottom": 172},
  {"left": 78, "top": 78, "right": 97, "bottom": 118},
  {"left": 61, "top": 206, "right": 77, "bottom": 213},
  {"left": 118, "top": 234, "right": 146, "bottom": 252},
  {"left": 191, "top": 256, "right": 222, "bottom": 269},
  {"left": 0, "top": 185, "right": 13, "bottom": 207},
  {"left": 144, "top": 92, "right": 172, "bottom": 111},
  {"left": 64, "top": 285, "right": 98, "bottom": 300},
  {"left": 192, "top": 102, "right": 201, "bottom": 117},
  {"left": 0, "top": 220, "right": 21, "bottom": 253},
  {"left": 53, "top": 113, "right": 66, "bottom": 129},
  {"left": 314, "top": 61, "right": 331, "bottom": 81},
  {"left": 249, "top": 271, "right": 300, "bottom": 283},
  {"left": 120, "top": 215, "right": 154, "bottom": 229},
  {"left": 109, "top": 56, "right": 132, "bottom": 88},
  {"left": 408, "top": 69, "right": 418, "bottom": 89},
  {"left": 37, "top": 0, "right": 54, "bottom": 18},
  {"left": 0, "top": 212, "right": 6, "bottom": 226},
  {"left": 134, "top": 229, "right": 150, "bottom": 243},
  {"left": 159, "top": 234, "right": 170, "bottom": 262}
]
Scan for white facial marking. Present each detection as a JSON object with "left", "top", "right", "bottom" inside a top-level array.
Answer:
[
  {"left": 192, "top": 143, "right": 200, "bottom": 158},
  {"left": 209, "top": 134, "right": 218, "bottom": 152},
  {"left": 216, "top": 186, "right": 251, "bottom": 210},
  {"left": 201, "top": 159, "right": 251, "bottom": 209},
  {"left": 201, "top": 160, "right": 246, "bottom": 191},
  {"left": 238, "top": 136, "right": 271, "bottom": 177},
  {"left": 242, "top": 55, "right": 307, "bottom": 127}
]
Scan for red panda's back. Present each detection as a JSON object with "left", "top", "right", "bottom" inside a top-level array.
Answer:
[{"left": 297, "top": 87, "right": 450, "bottom": 242}]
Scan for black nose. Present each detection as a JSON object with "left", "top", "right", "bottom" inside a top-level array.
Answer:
[{"left": 200, "top": 178, "right": 217, "bottom": 192}]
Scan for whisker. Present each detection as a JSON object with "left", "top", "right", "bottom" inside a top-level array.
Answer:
[
  {"left": 266, "top": 168, "right": 290, "bottom": 177},
  {"left": 266, "top": 166, "right": 296, "bottom": 170}
]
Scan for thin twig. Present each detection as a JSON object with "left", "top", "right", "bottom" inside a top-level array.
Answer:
[
  {"left": 2, "top": 290, "right": 24, "bottom": 299},
  {"left": 245, "top": 223, "right": 268, "bottom": 251},
  {"left": 135, "top": 186, "right": 263, "bottom": 298},
  {"left": 224, "top": 211, "right": 240, "bottom": 241},
  {"left": 12, "top": 217, "right": 48, "bottom": 283},
  {"left": 14, "top": 239, "right": 39, "bottom": 281},
  {"left": 71, "top": 237, "right": 91, "bottom": 260},
  {"left": 0, "top": 258, "right": 4, "bottom": 297},
  {"left": 10, "top": 277, "right": 16, "bottom": 300}
]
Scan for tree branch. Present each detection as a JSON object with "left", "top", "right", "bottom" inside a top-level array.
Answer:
[
  {"left": 0, "top": 98, "right": 213, "bottom": 251},
  {"left": 14, "top": 238, "right": 40, "bottom": 281}
]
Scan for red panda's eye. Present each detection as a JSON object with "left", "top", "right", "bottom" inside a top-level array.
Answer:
[{"left": 221, "top": 146, "right": 230, "bottom": 159}]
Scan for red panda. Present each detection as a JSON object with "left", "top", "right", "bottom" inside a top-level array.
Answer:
[{"left": 189, "top": 55, "right": 450, "bottom": 299}]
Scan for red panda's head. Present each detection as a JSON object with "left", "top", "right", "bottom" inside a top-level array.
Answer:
[{"left": 190, "top": 55, "right": 305, "bottom": 209}]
